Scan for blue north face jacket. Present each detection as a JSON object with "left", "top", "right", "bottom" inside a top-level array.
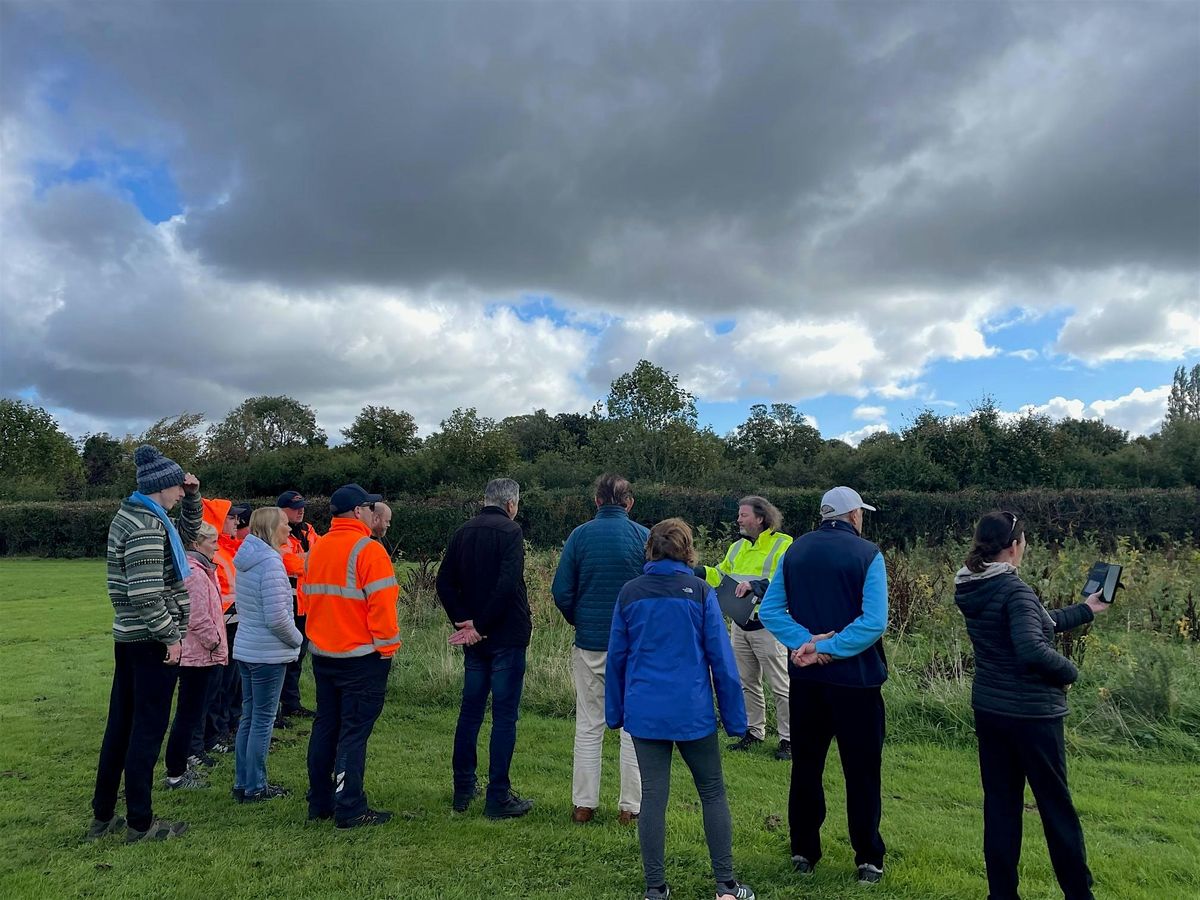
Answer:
[
  {"left": 605, "top": 560, "right": 747, "bottom": 742},
  {"left": 551, "top": 505, "right": 650, "bottom": 652}
]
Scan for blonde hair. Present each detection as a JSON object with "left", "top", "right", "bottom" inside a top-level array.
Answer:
[
  {"left": 645, "top": 517, "right": 698, "bottom": 566},
  {"left": 188, "top": 520, "right": 218, "bottom": 550},
  {"left": 249, "top": 507, "right": 286, "bottom": 549}
]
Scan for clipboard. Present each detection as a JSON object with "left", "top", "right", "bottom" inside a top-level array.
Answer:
[
  {"left": 1081, "top": 561, "right": 1122, "bottom": 604},
  {"left": 715, "top": 575, "right": 757, "bottom": 626}
]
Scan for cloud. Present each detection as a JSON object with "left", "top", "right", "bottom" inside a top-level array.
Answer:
[
  {"left": 853, "top": 405, "right": 887, "bottom": 421},
  {"left": 1054, "top": 275, "right": 1200, "bottom": 362},
  {"left": 1007, "top": 349, "right": 1038, "bottom": 361},
  {"left": 1010, "top": 385, "right": 1172, "bottom": 435},
  {"left": 836, "top": 423, "right": 891, "bottom": 446}
]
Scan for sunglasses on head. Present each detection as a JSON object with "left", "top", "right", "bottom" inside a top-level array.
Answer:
[{"left": 1002, "top": 511, "right": 1018, "bottom": 544}]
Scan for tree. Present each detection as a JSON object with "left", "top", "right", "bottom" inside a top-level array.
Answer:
[
  {"left": 205, "top": 395, "right": 327, "bottom": 460},
  {"left": 425, "top": 408, "right": 518, "bottom": 485},
  {"left": 342, "top": 405, "right": 420, "bottom": 455},
  {"left": 729, "top": 403, "right": 824, "bottom": 469},
  {"left": 136, "top": 412, "right": 206, "bottom": 469},
  {"left": 81, "top": 433, "right": 127, "bottom": 487},
  {"left": 0, "top": 399, "right": 85, "bottom": 498},
  {"left": 1165, "top": 364, "right": 1200, "bottom": 429}
]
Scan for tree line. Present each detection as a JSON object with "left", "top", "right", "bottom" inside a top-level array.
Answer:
[{"left": 2, "top": 362, "right": 1198, "bottom": 503}]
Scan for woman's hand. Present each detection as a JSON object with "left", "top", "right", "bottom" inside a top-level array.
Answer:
[{"left": 1085, "top": 591, "right": 1110, "bottom": 616}]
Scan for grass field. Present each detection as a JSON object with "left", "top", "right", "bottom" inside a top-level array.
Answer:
[{"left": 1, "top": 559, "right": 1198, "bottom": 899}]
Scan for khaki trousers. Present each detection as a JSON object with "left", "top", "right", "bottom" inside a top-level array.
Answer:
[
  {"left": 731, "top": 623, "right": 791, "bottom": 741},
  {"left": 572, "top": 646, "right": 641, "bottom": 812}
]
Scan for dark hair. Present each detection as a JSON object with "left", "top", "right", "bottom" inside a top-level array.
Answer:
[
  {"left": 645, "top": 517, "right": 697, "bottom": 566},
  {"left": 738, "top": 495, "right": 782, "bottom": 532},
  {"left": 965, "top": 511, "right": 1024, "bottom": 573},
  {"left": 595, "top": 473, "right": 633, "bottom": 507}
]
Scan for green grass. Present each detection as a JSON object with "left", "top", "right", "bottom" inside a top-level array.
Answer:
[{"left": 1, "top": 559, "right": 1198, "bottom": 899}]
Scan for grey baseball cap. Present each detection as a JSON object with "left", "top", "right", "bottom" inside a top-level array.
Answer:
[{"left": 820, "top": 486, "right": 877, "bottom": 519}]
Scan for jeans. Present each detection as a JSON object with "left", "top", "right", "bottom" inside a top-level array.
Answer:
[
  {"left": 205, "top": 622, "right": 240, "bottom": 745},
  {"left": 633, "top": 731, "right": 735, "bottom": 891},
  {"left": 235, "top": 662, "right": 286, "bottom": 794},
  {"left": 306, "top": 653, "right": 392, "bottom": 822},
  {"left": 975, "top": 710, "right": 1094, "bottom": 900},
  {"left": 452, "top": 644, "right": 527, "bottom": 803},
  {"left": 279, "top": 614, "right": 309, "bottom": 714},
  {"left": 788, "top": 680, "right": 886, "bottom": 868},
  {"left": 571, "top": 646, "right": 640, "bottom": 812},
  {"left": 165, "top": 665, "right": 219, "bottom": 777},
  {"left": 91, "top": 641, "right": 179, "bottom": 832}
]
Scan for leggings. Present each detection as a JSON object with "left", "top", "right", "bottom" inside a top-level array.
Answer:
[{"left": 632, "top": 731, "right": 735, "bottom": 891}]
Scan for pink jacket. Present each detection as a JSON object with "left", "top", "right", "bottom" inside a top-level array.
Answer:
[{"left": 182, "top": 553, "right": 229, "bottom": 666}]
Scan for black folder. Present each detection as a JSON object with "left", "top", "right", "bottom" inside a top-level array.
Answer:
[
  {"left": 715, "top": 575, "right": 757, "bottom": 626},
  {"left": 1081, "top": 561, "right": 1122, "bottom": 604}
]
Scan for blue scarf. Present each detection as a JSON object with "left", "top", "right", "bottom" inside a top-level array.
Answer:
[{"left": 129, "top": 491, "right": 190, "bottom": 583}]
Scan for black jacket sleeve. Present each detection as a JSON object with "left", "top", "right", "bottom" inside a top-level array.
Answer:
[
  {"left": 436, "top": 532, "right": 465, "bottom": 625},
  {"left": 1049, "top": 602, "right": 1095, "bottom": 633},
  {"left": 1006, "top": 586, "right": 1080, "bottom": 686},
  {"left": 474, "top": 529, "right": 525, "bottom": 637}
]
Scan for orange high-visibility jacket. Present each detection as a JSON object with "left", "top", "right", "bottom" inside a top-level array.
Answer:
[
  {"left": 282, "top": 522, "right": 321, "bottom": 616},
  {"left": 201, "top": 499, "right": 239, "bottom": 609},
  {"left": 301, "top": 518, "right": 401, "bottom": 659}
]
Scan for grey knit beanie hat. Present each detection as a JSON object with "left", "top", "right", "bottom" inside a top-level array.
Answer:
[{"left": 134, "top": 444, "right": 186, "bottom": 494}]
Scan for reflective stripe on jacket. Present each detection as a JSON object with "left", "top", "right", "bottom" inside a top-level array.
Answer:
[
  {"left": 302, "top": 518, "right": 401, "bottom": 659},
  {"left": 702, "top": 528, "right": 793, "bottom": 628},
  {"left": 283, "top": 523, "right": 320, "bottom": 616}
]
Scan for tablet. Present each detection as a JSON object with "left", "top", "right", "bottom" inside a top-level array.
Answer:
[
  {"left": 715, "top": 575, "right": 757, "bottom": 626},
  {"left": 1081, "top": 561, "right": 1122, "bottom": 604}
]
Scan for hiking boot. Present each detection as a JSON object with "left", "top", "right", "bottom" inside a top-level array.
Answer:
[
  {"left": 241, "top": 784, "right": 289, "bottom": 803},
  {"left": 484, "top": 790, "right": 534, "bottom": 820},
  {"left": 857, "top": 864, "right": 884, "bottom": 885},
  {"left": 774, "top": 739, "right": 792, "bottom": 761},
  {"left": 283, "top": 705, "right": 316, "bottom": 719},
  {"left": 452, "top": 782, "right": 482, "bottom": 812},
  {"left": 716, "top": 881, "right": 756, "bottom": 900},
  {"left": 125, "top": 818, "right": 188, "bottom": 843},
  {"left": 164, "top": 770, "right": 210, "bottom": 790},
  {"left": 187, "top": 752, "right": 217, "bottom": 769},
  {"left": 727, "top": 733, "right": 762, "bottom": 752},
  {"left": 792, "top": 855, "right": 815, "bottom": 874},
  {"left": 572, "top": 806, "right": 595, "bottom": 824},
  {"left": 617, "top": 810, "right": 639, "bottom": 826},
  {"left": 337, "top": 808, "right": 393, "bottom": 829},
  {"left": 644, "top": 885, "right": 671, "bottom": 900},
  {"left": 83, "top": 815, "right": 125, "bottom": 842}
]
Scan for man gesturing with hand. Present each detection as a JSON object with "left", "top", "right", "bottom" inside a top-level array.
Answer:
[{"left": 758, "top": 486, "right": 889, "bottom": 887}]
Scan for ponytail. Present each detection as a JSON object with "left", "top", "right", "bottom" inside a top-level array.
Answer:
[{"left": 965, "top": 511, "right": 1023, "bottom": 572}]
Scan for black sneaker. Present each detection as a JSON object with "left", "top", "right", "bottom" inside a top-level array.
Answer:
[
  {"left": 452, "top": 782, "right": 482, "bottom": 812},
  {"left": 83, "top": 815, "right": 125, "bottom": 842},
  {"left": 125, "top": 818, "right": 188, "bottom": 843},
  {"left": 727, "top": 734, "right": 762, "bottom": 752},
  {"left": 187, "top": 752, "right": 217, "bottom": 769},
  {"left": 774, "top": 739, "right": 792, "bottom": 761},
  {"left": 273, "top": 716, "right": 291, "bottom": 729},
  {"left": 644, "top": 885, "right": 671, "bottom": 900},
  {"left": 307, "top": 809, "right": 333, "bottom": 822},
  {"left": 792, "top": 855, "right": 815, "bottom": 874},
  {"left": 164, "top": 770, "right": 210, "bottom": 790},
  {"left": 284, "top": 705, "right": 316, "bottom": 718},
  {"left": 717, "top": 881, "right": 756, "bottom": 900},
  {"left": 241, "top": 784, "right": 289, "bottom": 803},
  {"left": 336, "top": 808, "right": 393, "bottom": 829},
  {"left": 208, "top": 739, "right": 233, "bottom": 754},
  {"left": 857, "top": 864, "right": 884, "bottom": 885},
  {"left": 231, "top": 787, "right": 245, "bottom": 802},
  {"left": 484, "top": 790, "right": 534, "bottom": 820}
]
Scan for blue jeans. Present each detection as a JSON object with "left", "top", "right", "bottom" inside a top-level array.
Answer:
[
  {"left": 452, "top": 644, "right": 527, "bottom": 803},
  {"left": 235, "top": 662, "right": 286, "bottom": 794}
]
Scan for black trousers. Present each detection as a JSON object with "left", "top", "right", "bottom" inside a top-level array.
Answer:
[
  {"left": 279, "top": 614, "right": 308, "bottom": 714},
  {"left": 788, "top": 680, "right": 886, "bottom": 868},
  {"left": 975, "top": 710, "right": 1094, "bottom": 900},
  {"left": 164, "top": 666, "right": 219, "bottom": 776},
  {"left": 205, "top": 622, "right": 240, "bottom": 745},
  {"left": 92, "top": 641, "right": 179, "bottom": 832},
  {"left": 306, "top": 653, "right": 391, "bottom": 823}
]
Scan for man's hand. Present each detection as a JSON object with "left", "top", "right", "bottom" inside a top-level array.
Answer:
[
  {"left": 734, "top": 581, "right": 752, "bottom": 598},
  {"left": 790, "top": 631, "right": 835, "bottom": 667},
  {"left": 182, "top": 473, "right": 200, "bottom": 495},
  {"left": 449, "top": 620, "right": 484, "bottom": 646},
  {"left": 164, "top": 642, "right": 182, "bottom": 665},
  {"left": 1085, "top": 590, "right": 1110, "bottom": 616}
]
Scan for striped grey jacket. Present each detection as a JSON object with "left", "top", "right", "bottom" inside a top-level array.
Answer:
[{"left": 105, "top": 492, "right": 203, "bottom": 644}]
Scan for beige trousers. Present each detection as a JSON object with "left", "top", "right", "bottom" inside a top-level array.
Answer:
[
  {"left": 731, "top": 623, "right": 791, "bottom": 741},
  {"left": 572, "top": 646, "right": 641, "bottom": 812}
]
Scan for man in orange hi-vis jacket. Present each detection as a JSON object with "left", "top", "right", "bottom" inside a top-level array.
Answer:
[
  {"left": 302, "top": 483, "right": 400, "bottom": 830},
  {"left": 276, "top": 490, "right": 321, "bottom": 722}
]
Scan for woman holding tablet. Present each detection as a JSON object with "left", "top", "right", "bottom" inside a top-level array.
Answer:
[{"left": 954, "top": 511, "right": 1109, "bottom": 900}]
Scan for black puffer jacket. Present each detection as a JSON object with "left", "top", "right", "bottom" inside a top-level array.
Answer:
[{"left": 955, "top": 571, "right": 1094, "bottom": 719}]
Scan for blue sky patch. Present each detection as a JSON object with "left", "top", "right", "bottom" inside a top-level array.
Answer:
[{"left": 33, "top": 146, "right": 182, "bottom": 224}]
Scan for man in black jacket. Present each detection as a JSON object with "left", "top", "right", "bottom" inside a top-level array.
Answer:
[{"left": 436, "top": 478, "right": 534, "bottom": 820}]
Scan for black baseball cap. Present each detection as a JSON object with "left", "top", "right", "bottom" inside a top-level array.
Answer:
[
  {"left": 276, "top": 490, "right": 306, "bottom": 509},
  {"left": 231, "top": 504, "right": 251, "bottom": 527},
  {"left": 330, "top": 483, "right": 383, "bottom": 516}
]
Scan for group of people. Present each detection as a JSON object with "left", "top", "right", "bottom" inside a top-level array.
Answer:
[{"left": 86, "top": 445, "right": 1107, "bottom": 900}]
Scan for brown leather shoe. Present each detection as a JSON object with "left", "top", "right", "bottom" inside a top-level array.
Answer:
[
  {"left": 572, "top": 806, "right": 595, "bottom": 824},
  {"left": 617, "top": 810, "right": 639, "bottom": 826}
]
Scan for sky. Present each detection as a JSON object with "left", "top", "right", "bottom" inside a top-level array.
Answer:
[{"left": 1, "top": 1, "right": 1197, "bottom": 447}]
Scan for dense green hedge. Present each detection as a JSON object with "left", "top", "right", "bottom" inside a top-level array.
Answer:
[{"left": 1, "top": 488, "right": 1195, "bottom": 558}]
